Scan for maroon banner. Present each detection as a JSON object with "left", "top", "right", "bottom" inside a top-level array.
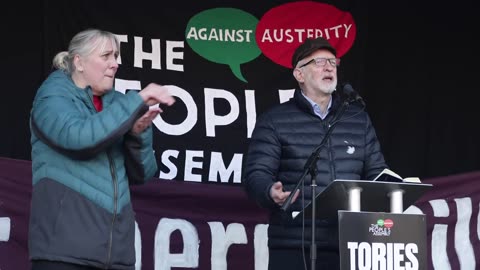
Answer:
[
  {"left": 0, "top": 157, "right": 269, "bottom": 270},
  {"left": 1, "top": 157, "right": 479, "bottom": 269},
  {"left": 406, "top": 171, "right": 480, "bottom": 269}
]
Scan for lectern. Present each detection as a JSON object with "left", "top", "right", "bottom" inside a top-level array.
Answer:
[{"left": 296, "top": 179, "right": 432, "bottom": 270}]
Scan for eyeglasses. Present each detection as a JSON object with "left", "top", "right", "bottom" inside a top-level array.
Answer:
[{"left": 298, "top": 57, "right": 340, "bottom": 68}]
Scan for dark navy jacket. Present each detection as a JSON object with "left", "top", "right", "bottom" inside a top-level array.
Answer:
[{"left": 244, "top": 89, "right": 387, "bottom": 249}]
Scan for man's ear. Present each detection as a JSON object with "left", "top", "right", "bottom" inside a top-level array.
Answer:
[
  {"left": 73, "top": 54, "right": 83, "bottom": 72},
  {"left": 293, "top": 68, "right": 304, "bottom": 83}
]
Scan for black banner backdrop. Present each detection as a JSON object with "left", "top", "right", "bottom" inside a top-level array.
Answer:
[
  {"left": 2, "top": 1, "right": 479, "bottom": 180},
  {"left": 1, "top": 1, "right": 480, "bottom": 269},
  {"left": 38, "top": 1, "right": 368, "bottom": 184}
]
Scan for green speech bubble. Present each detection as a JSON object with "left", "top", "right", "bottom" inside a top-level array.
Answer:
[
  {"left": 377, "top": 219, "right": 384, "bottom": 226},
  {"left": 186, "top": 8, "right": 260, "bottom": 82}
]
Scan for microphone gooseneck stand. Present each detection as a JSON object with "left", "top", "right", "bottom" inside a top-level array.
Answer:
[{"left": 281, "top": 98, "right": 351, "bottom": 270}]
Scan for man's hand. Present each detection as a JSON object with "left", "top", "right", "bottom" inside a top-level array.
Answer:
[{"left": 270, "top": 181, "right": 299, "bottom": 206}]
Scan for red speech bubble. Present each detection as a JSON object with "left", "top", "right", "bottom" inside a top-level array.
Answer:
[
  {"left": 256, "top": 1, "right": 356, "bottom": 68},
  {"left": 384, "top": 219, "right": 394, "bottom": 228}
]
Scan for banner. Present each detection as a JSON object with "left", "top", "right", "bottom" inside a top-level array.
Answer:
[
  {"left": 0, "top": 157, "right": 269, "bottom": 270},
  {"left": 41, "top": 0, "right": 368, "bottom": 184},
  {"left": 405, "top": 172, "right": 480, "bottom": 269},
  {"left": 1, "top": 158, "right": 480, "bottom": 269},
  {"left": 2, "top": 1, "right": 480, "bottom": 269}
]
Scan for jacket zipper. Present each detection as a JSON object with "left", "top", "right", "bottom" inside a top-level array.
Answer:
[
  {"left": 106, "top": 152, "right": 118, "bottom": 268},
  {"left": 85, "top": 90, "right": 118, "bottom": 269},
  {"left": 324, "top": 120, "right": 336, "bottom": 181}
]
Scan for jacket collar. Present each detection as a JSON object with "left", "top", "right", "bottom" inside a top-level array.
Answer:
[{"left": 293, "top": 88, "right": 342, "bottom": 117}]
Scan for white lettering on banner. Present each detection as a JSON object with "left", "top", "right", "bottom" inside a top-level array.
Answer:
[
  {"left": 166, "top": 41, "right": 185, "bottom": 72},
  {"left": 245, "top": 90, "right": 256, "bottom": 138},
  {"left": 133, "top": 218, "right": 269, "bottom": 270},
  {"left": 134, "top": 222, "right": 142, "bottom": 270},
  {"left": 0, "top": 218, "right": 9, "bottom": 270},
  {"left": 278, "top": 89, "right": 295, "bottom": 104},
  {"left": 113, "top": 35, "right": 184, "bottom": 71},
  {"left": 208, "top": 222, "right": 248, "bottom": 270},
  {"left": 154, "top": 85, "right": 198, "bottom": 136},
  {"left": 186, "top": 27, "right": 254, "bottom": 42},
  {"left": 184, "top": 150, "right": 204, "bottom": 182},
  {"left": 347, "top": 242, "right": 419, "bottom": 270},
  {"left": 112, "top": 81, "right": 298, "bottom": 182},
  {"left": 159, "top": 149, "right": 243, "bottom": 183},
  {"left": 159, "top": 150, "right": 179, "bottom": 180},
  {"left": 454, "top": 198, "right": 476, "bottom": 269},
  {"left": 254, "top": 224, "right": 269, "bottom": 270},
  {"left": 0, "top": 217, "right": 10, "bottom": 242},
  {"left": 154, "top": 218, "right": 200, "bottom": 270},
  {"left": 425, "top": 200, "right": 451, "bottom": 270},
  {"left": 134, "top": 36, "right": 161, "bottom": 69},
  {"left": 114, "top": 34, "right": 128, "bottom": 64},
  {"left": 114, "top": 81, "right": 296, "bottom": 139},
  {"left": 114, "top": 78, "right": 142, "bottom": 94},
  {"left": 205, "top": 88, "right": 239, "bottom": 137},
  {"left": 261, "top": 24, "right": 352, "bottom": 43},
  {"left": 405, "top": 197, "right": 480, "bottom": 269},
  {"left": 208, "top": 152, "right": 243, "bottom": 183},
  {"left": 432, "top": 224, "right": 450, "bottom": 270}
]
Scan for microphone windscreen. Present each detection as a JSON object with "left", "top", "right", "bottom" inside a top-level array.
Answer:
[{"left": 342, "top": 83, "right": 355, "bottom": 97}]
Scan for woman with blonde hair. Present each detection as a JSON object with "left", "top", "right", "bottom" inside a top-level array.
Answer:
[{"left": 29, "top": 28, "right": 175, "bottom": 270}]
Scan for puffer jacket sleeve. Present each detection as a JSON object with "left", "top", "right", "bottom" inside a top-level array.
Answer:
[
  {"left": 123, "top": 125, "right": 157, "bottom": 184},
  {"left": 31, "top": 81, "right": 148, "bottom": 160},
  {"left": 244, "top": 112, "right": 281, "bottom": 209},
  {"left": 362, "top": 113, "right": 388, "bottom": 179}
]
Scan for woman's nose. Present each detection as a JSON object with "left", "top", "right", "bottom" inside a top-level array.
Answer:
[{"left": 111, "top": 59, "right": 119, "bottom": 69}]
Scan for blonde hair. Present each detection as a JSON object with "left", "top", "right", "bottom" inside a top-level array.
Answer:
[{"left": 52, "top": 29, "right": 120, "bottom": 74}]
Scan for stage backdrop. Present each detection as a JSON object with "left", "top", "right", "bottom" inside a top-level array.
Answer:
[
  {"left": 2, "top": 1, "right": 480, "bottom": 269},
  {"left": 3, "top": 1, "right": 480, "bottom": 184},
  {"left": 25, "top": 0, "right": 368, "bottom": 185},
  {"left": 1, "top": 157, "right": 479, "bottom": 269}
]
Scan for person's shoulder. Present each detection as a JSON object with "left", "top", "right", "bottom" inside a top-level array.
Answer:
[
  {"left": 255, "top": 99, "right": 301, "bottom": 127},
  {"left": 259, "top": 99, "right": 295, "bottom": 116},
  {"left": 44, "top": 70, "right": 70, "bottom": 83},
  {"left": 36, "top": 70, "right": 74, "bottom": 97},
  {"left": 349, "top": 102, "right": 366, "bottom": 112},
  {"left": 342, "top": 104, "right": 366, "bottom": 122},
  {"left": 269, "top": 96, "right": 299, "bottom": 111}
]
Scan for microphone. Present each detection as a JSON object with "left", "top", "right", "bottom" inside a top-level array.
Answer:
[{"left": 342, "top": 83, "right": 366, "bottom": 107}]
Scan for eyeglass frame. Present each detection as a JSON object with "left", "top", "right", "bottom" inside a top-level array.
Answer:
[{"left": 297, "top": 57, "right": 340, "bottom": 68}]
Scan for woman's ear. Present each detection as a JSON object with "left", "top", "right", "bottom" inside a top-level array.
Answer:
[{"left": 73, "top": 54, "right": 83, "bottom": 72}]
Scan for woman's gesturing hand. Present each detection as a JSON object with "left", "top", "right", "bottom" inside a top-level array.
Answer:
[{"left": 138, "top": 83, "right": 175, "bottom": 107}]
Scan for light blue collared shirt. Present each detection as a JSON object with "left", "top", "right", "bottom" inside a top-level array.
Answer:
[{"left": 301, "top": 91, "right": 332, "bottom": 120}]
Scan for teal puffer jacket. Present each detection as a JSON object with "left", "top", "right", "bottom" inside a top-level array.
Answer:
[{"left": 29, "top": 70, "right": 156, "bottom": 269}]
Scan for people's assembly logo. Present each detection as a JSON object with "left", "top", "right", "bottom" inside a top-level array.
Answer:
[
  {"left": 185, "top": 1, "right": 356, "bottom": 82},
  {"left": 369, "top": 218, "right": 394, "bottom": 236}
]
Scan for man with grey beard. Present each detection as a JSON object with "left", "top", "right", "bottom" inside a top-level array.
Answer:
[{"left": 244, "top": 37, "right": 387, "bottom": 270}]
